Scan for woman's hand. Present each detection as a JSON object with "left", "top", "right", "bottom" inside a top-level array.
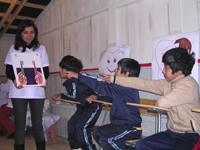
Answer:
[
  {"left": 35, "top": 72, "right": 44, "bottom": 85},
  {"left": 17, "top": 72, "right": 27, "bottom": 85},
  {"left": 14, "top": 79, "right": 23, "bottom": 89},
  {"left": 40, "top": 79, "right": 47, "bottom": 88}
]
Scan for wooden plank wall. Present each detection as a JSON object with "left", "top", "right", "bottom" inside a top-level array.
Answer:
[
  {"left": 0, "top": 0, "right": 200, "bottom": 101},
  {"left": 36, "top": 0, "right": 199, "bottom": 71},
  {"left": 33, "top": 0, "right": 200, "bottom": 100}
]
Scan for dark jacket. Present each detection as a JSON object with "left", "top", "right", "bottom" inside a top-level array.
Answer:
[
  {"left": 78, "top": 73, "right": 142, "bottom": 127},
  {"left": 61, "top": 77, "right": 101, "bottom": 112}
]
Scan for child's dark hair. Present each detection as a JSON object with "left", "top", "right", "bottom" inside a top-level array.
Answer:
[
  {"left": 59, "top": 55, "right": 83, "bottom": 73},
  {"left": 162, "top": 47, "right": 195, "bottom": 76},
  {"left": 118, "top": 58, "right": 140, "bottom": 77}
]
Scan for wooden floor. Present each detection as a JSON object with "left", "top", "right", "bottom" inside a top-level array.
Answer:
[{"left": 0, "top": 127, "right": 71, "bottom": 150}]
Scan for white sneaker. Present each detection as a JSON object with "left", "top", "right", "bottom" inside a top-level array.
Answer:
[{"left": 72, "top": 148, "right": 82, "bottom": 150}]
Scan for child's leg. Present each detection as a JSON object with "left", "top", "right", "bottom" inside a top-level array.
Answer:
[
  {"left": 136, "top": 129, "right": 175, "bottom": 150},
  {"left": 68, "top": 112, "right": 81, "bottom": 149},
  {"left": 174, "top": 133, "right": 199, "bottom": 150},
  {"left": 94, "top": 124, "right": 141, "bottom": 150},
  {"left": 93, "top": 124, "right": 112, "bottom": 145},
  {"left": 76, "top": 105, "right": 101, "bottom": 150}
]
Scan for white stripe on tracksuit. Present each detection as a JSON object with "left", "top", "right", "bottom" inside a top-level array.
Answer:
[
  {"left": 108, "top": 129, "right": 137, "bottom": 150},
  {"left": 83, "top": 105, "right": 100, "bottom": 150}
]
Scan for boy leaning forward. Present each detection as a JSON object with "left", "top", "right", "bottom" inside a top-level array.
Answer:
[{"left": 102, "top": 47, "right": 200, "bottom": 150}]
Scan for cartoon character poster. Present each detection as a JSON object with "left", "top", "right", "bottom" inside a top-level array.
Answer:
[
  {"left": 98, "top": 44, "right": 130, "bottom": 75},
  {"left": 11, "top": 52, "right": 45, "bottom": 86},
  {"left": 152, "top": 31, "right": 199, "bottom": 83}
]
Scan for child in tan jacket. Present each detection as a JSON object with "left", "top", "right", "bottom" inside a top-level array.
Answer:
[{"left": 101, "top": 47, "right": 200, "bottom": 150}]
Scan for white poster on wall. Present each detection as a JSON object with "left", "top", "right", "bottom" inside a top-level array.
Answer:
[
  {"left": 152, "top": 30, "right": 199, "bottom": 83},
  {"left": 98, "top": 44, "right": 130, "bottom": 75}
]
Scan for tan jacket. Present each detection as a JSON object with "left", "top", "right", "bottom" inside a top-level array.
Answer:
[{"left": 110, "top": 75, "right": 200, "bottom": 133}]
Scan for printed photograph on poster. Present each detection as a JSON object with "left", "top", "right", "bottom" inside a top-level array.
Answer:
[
  {"left": 11, "top": 52, "right": 45, "bottom": 86},
  {"left": 152, "top": 30, "right": 199, "bottom": 83}
]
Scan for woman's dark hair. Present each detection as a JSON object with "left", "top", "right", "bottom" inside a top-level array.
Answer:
[
  {"left": 162, "top": 47, "right": 195, "bottom": 76},
  {"left": 59, "top": 55, "right": 83, "bottom": 73},
  {"left": 14, "top": 19, "right": 40, "bottom": 52},
  {"left": 118, "top": 58, "right": 140, "bottom": 77}
]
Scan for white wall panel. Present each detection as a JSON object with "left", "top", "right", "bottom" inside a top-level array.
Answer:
[
  {"left": 168, "top": 0, "right": 182, "bottom": 34},
  {"left": 180, "top": 0, "right": 198, "bottom": 32},
  {"left": 150, "top": 0, "right": 168, "bottom": 37},
  {"left": 139, "top": 0, "right": 152, "bottom": 63},
  {"left": 116, "top": 6, "right": 129, "bottom": 45},
  {"left": 63, "top": 26, "right": 71, "bottom": 56},
  {"left": 91, "top": 12, "right": 108, "bottom": 68},
  {"left": 0, "top": 34, "right": 15, "bottom": 75},
  {"left": 127, "top": 3, "right": 140, "bottom": 60}
]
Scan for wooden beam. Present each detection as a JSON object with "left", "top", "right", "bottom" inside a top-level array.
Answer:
[
  {"left": 0, "top": 0, "right": 13, "bottom": 3},
  {"left": 0, "top": 12, "right": 5, "bottom": 17},
  {"left": 2, "top": 24, "right": 17, "bottom": 30},
  {"left": 0, "top": 0, "right": 27, "bottom": 39},
  {"left": 0, "top": 13, "right": 36, "bottom": 22},
  {"left": 0, "top": 0, "right": 18, "bottom": 30},
  {"left": 19, "top": 2, "right": 46, "bottom": 9},
  {"left": 0, "top": 0, "right": 46, "bottom": 9},
  {"left": 7, "top": 14, "right": 36, "bottom": 22}
]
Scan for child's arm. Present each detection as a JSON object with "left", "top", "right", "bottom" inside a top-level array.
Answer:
[
  {"left": 100, "top": 73, "right": 168, "bottom": 95},
  {"left": 52, "top": 94, "right": 61, "bottom": 101},
  {"left": 86, "top": 95, "right": 97, "bottom": 103},
  {"left": 61, "top": 79, "right": 96, "bottom": 107},
  {"left": 67, "top": 71, "right": 136, "bottom": 100}
]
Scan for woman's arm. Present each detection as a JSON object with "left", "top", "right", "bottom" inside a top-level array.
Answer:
[{"left": 6, "top": 65, "right": 15, "bottom": 82}]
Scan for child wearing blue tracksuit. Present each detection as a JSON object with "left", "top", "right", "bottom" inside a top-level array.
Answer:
[
  {"left": 52, "top": 55, "right": 102, "bottom": 150},
  {"left": 66, "top": 58, "right": 142, "bottom": 150}
]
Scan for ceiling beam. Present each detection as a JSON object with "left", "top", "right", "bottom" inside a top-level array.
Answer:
[
  {"left": 0, "top": 13, "right": 35, "bottom": 22},
  {"left": 0, "top": 0, "right": 18, "bottom": 30},
  {"left": 0, "top": 0, "right": 46, "bottom": 9},
  {"left": 2, "top": 24, "right": 17, "bottom": 30},
  {"left": 0, "top": 0, "right": 27, "bottom": 39}
]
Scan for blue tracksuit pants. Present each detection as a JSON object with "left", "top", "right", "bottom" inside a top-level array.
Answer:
[
  {"left": 135, "top": 129, "right": 199, "bottom": 150},
  {"left": 93, "top": 124, "right": 142, "bottom": 150},
  {"left": 68, "top": 105, "right": 101, "bottom": 150}
]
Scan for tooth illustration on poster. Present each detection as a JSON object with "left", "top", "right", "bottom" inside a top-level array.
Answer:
[
  {"left": 152, "top": 30, "right": 199, "bottom": 83},
  {"left": 98, "top": 44, "right": 130, "bottom": 75}
]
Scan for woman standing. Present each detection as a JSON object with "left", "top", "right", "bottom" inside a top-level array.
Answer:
[{"left": 4, "top": 19, "right": 49, "bottom": 150}]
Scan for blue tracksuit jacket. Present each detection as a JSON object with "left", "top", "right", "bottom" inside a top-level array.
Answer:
[
  {"left": 61, "top": 78, "right": 101, "bottom": 111},
  {"left": 78, "top": 72, "right": 142, "bottom": 127},
  {"left": 60, "top": 78, "right": 102, "bottom": 150}
]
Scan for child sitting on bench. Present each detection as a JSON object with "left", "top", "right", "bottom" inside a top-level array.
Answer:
[
  {"left": 66, "top": 58, "right": 142, "bottom": 150},
  {"left": 52, "top": 55, "right": 102, "bottom": 150},
  {"left": 101, "top": 47, "right": 200, "bottom": 150}
]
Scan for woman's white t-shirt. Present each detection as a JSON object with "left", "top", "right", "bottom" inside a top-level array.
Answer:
[{"left": 4, "top": 45, "right": 50, "bottom": 99}]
